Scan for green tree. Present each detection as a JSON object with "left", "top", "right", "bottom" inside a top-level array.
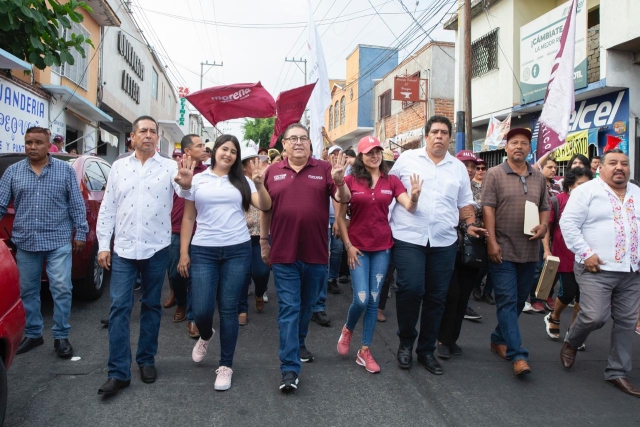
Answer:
[
  {"left": 0, "top": 0, "right": 95, "bottom": 71},
  {"left": 242, "top": 117, "right": 278, "bottom": 150}
]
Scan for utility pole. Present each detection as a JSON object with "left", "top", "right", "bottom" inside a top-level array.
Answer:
[
  {"left": 285, "top": 57, "right": 308, "bottom": 124},
  {"left": 200, "top": 60, "right": 223, "bottom": 90},
  {"left": 464, "top": 0, "right": 472, "bottom": 150},
  {"left": 455, "top": 0, "right": 473, "bottom": 152}
]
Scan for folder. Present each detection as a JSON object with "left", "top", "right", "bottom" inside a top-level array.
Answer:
[
  {"left": 524, "top": 200, "right": 539, "bottom": 236},
  {"left": 534, "top": 255, "right": 560, "bottom": 301}
]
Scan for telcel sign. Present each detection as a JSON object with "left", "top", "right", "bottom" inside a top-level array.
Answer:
[{"left": 520, "top": 0, "right": 587, "bottom": 104}]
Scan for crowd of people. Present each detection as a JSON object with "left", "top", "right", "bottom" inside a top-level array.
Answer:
[{"left": 3, "top": 114, "right": 640, "bottom": 399}]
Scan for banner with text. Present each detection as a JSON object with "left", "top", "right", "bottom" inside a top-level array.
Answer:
[
  {"left": 0, "top": 78, "right": 48, "bottom": 153},
  {"left": 553, "top": 129, "right": 597, "bottom": 161}
]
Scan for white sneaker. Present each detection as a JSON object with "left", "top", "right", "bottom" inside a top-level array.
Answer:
[
  {"left": 192, "top": 329, "right": 215, "bottom": 363},
  {"left": 214, "top": 366, "right": 233, "bottom": 391},
  {"left": 262, "top": 292, "right": 269, "bottom": 303},
  {"left": 522, "top": 302, "right": 534, "bottom": 313}
]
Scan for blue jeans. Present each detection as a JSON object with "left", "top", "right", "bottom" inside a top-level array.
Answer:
[
  {"left": 393, "top": 239, "right": 457, "bottom": 355},
  {"left": 314, "top": 217, "right": 343, "bottom": 312},
  {"left": 168, "top": 234, "right": 193, "bottom": 320},
  {"left": 346, "top": 249, "right": 390, "bottom": 346},
  {"left": 272, "top": 261, "right": 326, "bottom": 374},
  {"left": 16, "top": 243, "right": 72, "bottom": 339},
  {"left": 239, "top": 236, "right": 271, "bottom": 314},
  {"left": 190, "top": 241, "right": 251, "bottom": 368},
  {"left": 108, "top": 247, "right": 170, "bottom": 381},
  {"left": 489, "top": 260, "right": 537, "bottom": 361}
]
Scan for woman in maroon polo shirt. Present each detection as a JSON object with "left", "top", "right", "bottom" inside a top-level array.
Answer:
[{"left": 336, "top": 136, "right": 422, "bottom": 373}]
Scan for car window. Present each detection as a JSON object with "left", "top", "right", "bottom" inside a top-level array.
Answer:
[
  {"left": 85, "top": 160, "right": 107, "bottom": 191},
  {"left": 98, "top": 162, "right": 112, "bottom": 181}
]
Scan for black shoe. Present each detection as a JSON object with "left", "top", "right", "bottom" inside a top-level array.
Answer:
[
  {"left": 472, "top": 287, "right": 483, "bottom": 301},
  {"left": 279, "top": 371, "right": 299, "bottom": 392},
  {"left": 417, "top": 353, "right": 444, "bottom": 375},
  {"left": 337, "top": 275, "right": 350, "bottom": 284},
  {"left": 327, "top": 280, "right": 342, "bottom": 294},
  {"left": 311, "top": 311, "right": 331, "bottom": 326},
  {"left": 54, "top": 339, "right": 73, "bottom": 358},
  {"left": 16, "top": 336, "right": 44, "bottom": 355},
  {"left": 397, "top": 345, "right": 413, "bottom": 369},
  {"left": 464, "top": 306, "right": 482, "bottom": 320},
  {"left": 98, "top": 378, "right": 131, "bottom": 396},
  {"left": 450, "top": 343, "right": 463, "bottom": 356},
  {"left": 139, "top": 365, "right": 157, "bottom": 383},
  {"left": 436, "top": 343, "right": 450, "bottom": 360},
  {"left": 100, "top": 318, "right": 109, "bottom": 327},
  {"left": 299, "top": 346, "right": 314, "bottom": 363},
  {"left": 482, "top": 293, "right": 496, "bottom": 305}
]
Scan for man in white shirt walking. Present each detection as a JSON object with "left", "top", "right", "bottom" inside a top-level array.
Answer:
[
  {"left": 559, "top": 148, "right": 640, "bottom": 397},
  {"left": 390, "top": 115, "right": 483, "bottom": 375},
  {"left": 96, "top": 116, "right": 195, "bottom": 397}
]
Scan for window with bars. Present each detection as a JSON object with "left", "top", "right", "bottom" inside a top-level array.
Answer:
[
  {"left": 51, "top": 22, "right": 91, "bottom": 89},
  {"left": 340, "top": 96, "right": 345, "bottom": 125},
  {"left": 379, "top": 90, "right": 391, "bottom": 120},
  {"left": 334, "top": 101, "right": 339, "bottom": 129},
  {"left": 471, "top": 28, "right": 499, "bottom": 78},
  {"left": 329, "top": 106, "right": 333, "bottom": 131}
]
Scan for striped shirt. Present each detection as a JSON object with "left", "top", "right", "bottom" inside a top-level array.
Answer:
[{"left": 0, "top": 155, "right": 88, "bottom": 251}]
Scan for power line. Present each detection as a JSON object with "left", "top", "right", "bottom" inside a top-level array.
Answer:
[
  {"left": 209, "top": 0, "right": 225, "bottom": 83},
  {"left": 367, "top": 0, "right": 399, "bottom": 39},
  {"left": 396, "top": 0, "right": 455, "bottom": 61}
]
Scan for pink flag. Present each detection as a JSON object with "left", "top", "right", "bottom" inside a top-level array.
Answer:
[
  {"left": 186, "top": 82, "right": 276, "bottom": 126},
  {"left": 270, "top": 82, "right": 317, "bottom": 147},
  {"left": 537, "top": 0, "right": 578, "bottom": 158}
]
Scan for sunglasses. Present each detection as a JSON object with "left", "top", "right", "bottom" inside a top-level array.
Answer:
[
  {"left": 519, "top": 176, "right": 528, "bottom": 194},
  {"left": 476, "top": 166, "right": 486, "bottom": 171}
]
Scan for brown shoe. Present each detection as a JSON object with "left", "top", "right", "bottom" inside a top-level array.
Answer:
[
  {"left": 187, "top": 322, "right": 200, "bottom": 339},
  {"left": 163, "top": 290, "right": 176, "bottom": 308},
  {"left": 490, "top": 342, "right": 508, "bottom": 360},
  {"left": 255, "top": 296, "right": 265, "bottom": 313},
  {"left": 238, "top": 313, "right": 248, "bottom": 326},
  {"left": 513, "top": 359, "right": 531, "bottom": 376},
  {"left": 607, "top": 377, "right": 640, "bottom": 397},
  {"left": 560, "top": 342, "right": 578, "bottom": 369},
  {"left": 173, "top": 306, "right": 186, "bottom": 323},
  {"left": 377, "top": 309, "right": 386, "bottom": 322}
]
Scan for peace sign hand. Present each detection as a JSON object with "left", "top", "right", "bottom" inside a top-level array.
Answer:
[
  {"left": 174, "top": 155, "right": 195, "bottom": 189},
  {"left": 251, "top": 157, "right": 269, "bottom": 187},
  {"left": 409, "top": 173, "right": 423, "bottom": 203},
  {"left": 331, "top": 150, "right": 348, "bottom": 183}
]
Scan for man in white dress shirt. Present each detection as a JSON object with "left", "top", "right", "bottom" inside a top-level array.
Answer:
[
  {"left": 96, "top": 116, "right": 195, "bottom": 397},
  {"left": 389, "top": 115, "right": 483, "bottom": 375},
  {"left": 560, "top": 148, "right": 640, "bottom": 397}
]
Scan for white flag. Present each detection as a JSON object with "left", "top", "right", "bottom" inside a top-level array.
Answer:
[{"left": 307, "top": 0, "right": 331, "bottom": 159}]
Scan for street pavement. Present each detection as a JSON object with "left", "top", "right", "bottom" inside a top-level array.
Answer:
[{"left": 5, "top": 274, "right": 640, "bottom": 427}]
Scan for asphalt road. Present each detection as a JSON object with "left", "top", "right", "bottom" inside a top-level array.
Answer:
[{"left": 4, "top": 274, "right": 640, "bottom": 427}]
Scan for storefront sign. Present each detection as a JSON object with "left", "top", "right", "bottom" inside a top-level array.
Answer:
[
  {"left": 553, "top": 129, "right": 597, "bottom": 161},
  {"left": 393, "top": 77, "right": 421, "bottom": 102},
  {"left": 118, "top": 31, "right": 144, "bottom": 80},
  {"left": 520, "top": 0, "right": 587, "bottom": 103},
  {"left": 0, "top": 78, "right": 48, "bottom": 153},
  {"left": 121, "top": 71, "right": 140, "bottom": 104}
]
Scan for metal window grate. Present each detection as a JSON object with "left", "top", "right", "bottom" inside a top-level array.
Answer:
[{"left": 471, "top": 28, "right": 499, "bottom": 78}]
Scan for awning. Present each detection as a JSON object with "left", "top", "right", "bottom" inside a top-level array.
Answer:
[
  {"left": 0, "top": 48, "right": 31, "bottom": 71},
  {"left": 157, "top": 119, "right": 185, "bottom": 142},
  {"left": 41, "top": 84, "right": 113, "bottom": 123},
  {"left": 100, "top": 128, "right": 119, "bottom": 148}
]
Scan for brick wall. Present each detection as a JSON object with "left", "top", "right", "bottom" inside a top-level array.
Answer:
[
  {"left": 378, "top": 97, "right": 454, "bottom": 139},
  {"left": 587, "top": 25, "right": 600, "bottom": 84},
  {"left": 433, "top": 98, "right": 454, "bottom": 122}
]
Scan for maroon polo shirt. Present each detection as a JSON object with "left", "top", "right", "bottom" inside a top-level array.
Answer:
[
  {"left": 264, "top": 157, "right": 337, "bottom": 264},
  {"left": 345, "top": 174, "right": 406, "bottom": 251},
  {"left": 171, "top": 163, "right": 208, "bottom": 234}
]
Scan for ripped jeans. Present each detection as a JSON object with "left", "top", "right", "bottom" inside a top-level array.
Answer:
[{"left": 346, "top": 249, "right": 391, "bottom": 346}]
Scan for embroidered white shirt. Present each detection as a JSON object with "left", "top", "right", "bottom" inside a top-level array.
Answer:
[
  {"left": 97, "top": 152, "right": 190, "bottom": 260},
  {"left": 389, "top": 149, "right": 474, "bottom": 247},
  {"left": 560, "top": 177, "right": 640, "bottom": 272}
]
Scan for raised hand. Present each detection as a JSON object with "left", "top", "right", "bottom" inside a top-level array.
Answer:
[
  {"left": 174, "top": 155, "right": 195, "bottom": 189},
  {"left": 331, "top": 150, "right": 348, "bottom": 183},
  {"left": 251, "top": 157, "right": 268, "bottom": 186},
  {"left": 409, "top": 173, "right": 423, "bottom": 203}
]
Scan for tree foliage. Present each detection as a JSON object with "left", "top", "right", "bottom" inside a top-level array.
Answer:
[
  {"left": 242, "top": 118, "right": 276, "bottom": 149},
  {"left": 0, "top": 0, "right": 95, "bottom": 71}
]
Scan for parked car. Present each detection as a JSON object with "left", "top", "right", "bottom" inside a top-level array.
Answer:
[
  {"left": 0, "top": 153, "right": 112, "bottom": 300},
  {"left": 0, "top": 238, "right": 25, "bottom": 426}
]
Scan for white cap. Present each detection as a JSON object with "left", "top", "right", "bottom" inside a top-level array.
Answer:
[
  {"left": 241, "top": 145, "right": 259, "bottom": 162},
  {"left": 328, "top": 145, "right": 343, "bottom": 155}
]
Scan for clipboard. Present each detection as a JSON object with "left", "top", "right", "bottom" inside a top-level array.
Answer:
[
  {"left": 534, "top": 256, "right": 560, "bottom": 300},
  {"left": 524, "top": 200, "right": 538, "bottom": 236}
]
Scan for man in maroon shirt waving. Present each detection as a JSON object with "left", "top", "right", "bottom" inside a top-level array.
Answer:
[{"left": 260, "top": 123, "right": 351, "bottom": 392}]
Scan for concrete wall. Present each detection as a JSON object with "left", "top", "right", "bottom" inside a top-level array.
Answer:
[{"left": 599, "top": 0, "right": 639, "bottom": 49}]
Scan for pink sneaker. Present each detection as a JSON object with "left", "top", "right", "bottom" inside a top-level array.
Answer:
[
  {"left": 214, "top": 366, "right": 233, "bottom": 391},
  {"left": 192, "top": 329, "right": 215, "bottom": 363},
  {"left": 337, "top": 325, "right": 353, "bottom": 356},
  {"left": 356, "top": 348, "right": 380, "bottom": 373}
]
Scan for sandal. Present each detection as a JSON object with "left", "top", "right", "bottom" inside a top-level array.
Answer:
[{"left": 544, "top": 313, "right": 560, "bottom": 340}]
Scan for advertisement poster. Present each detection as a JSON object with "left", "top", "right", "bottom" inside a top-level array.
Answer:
[
  {"left": 0, "top": 78, "right": 49, "bottom": 153},
  {"left": 483, "top": 113, "right": 511, "bottom": 150},
  {"left": 520, "top": 0, "right": 587, "bottom": 104}
]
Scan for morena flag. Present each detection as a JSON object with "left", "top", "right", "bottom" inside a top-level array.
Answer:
[
  {"left": 186, "top": 82, "right": 276, "bottom": 126},
  {"left": 270, "top": 82, "right": 316, "bottom": 147}
]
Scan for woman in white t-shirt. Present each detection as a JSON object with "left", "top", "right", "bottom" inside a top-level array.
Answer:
[{"left": 177, "top": 134, "right": 271, "bottom": 391}]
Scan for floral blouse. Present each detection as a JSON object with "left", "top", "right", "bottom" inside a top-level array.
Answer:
[{"left": 245, "top": 205, "right": 261, "bottom": 236}]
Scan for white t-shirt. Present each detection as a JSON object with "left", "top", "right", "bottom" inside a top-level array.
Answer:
[{"left": 186, "top": 169, "right": 257, "bottom": 247}]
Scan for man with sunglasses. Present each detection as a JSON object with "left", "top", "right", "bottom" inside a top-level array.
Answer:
[{"left": 481, "top": 127, "right": 549, "bottom": 376}]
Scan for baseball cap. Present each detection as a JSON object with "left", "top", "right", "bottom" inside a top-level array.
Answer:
[
  {"left": 455, "top": 150, "right": 479, "bottom": 164},
  {"left": 506, "top": 127, "right": 532, "bottom": 142},
  {"left": 172, "top": 148, "right": 182, "bottom": 157},
  {"left": 476, "top": 158, "right": 487, "bottom": 166},
  {"left": 328, "top": 145, "right": 342, "bottom": 155},
  {"left": 357, "top": 136, "right": 382, "bottom": 154},
  {"left": 53, "top": 134, "right": 64, "bottom": 143},
  {"left": 241, "top": 145, "right": 259, "bottom": 162}
]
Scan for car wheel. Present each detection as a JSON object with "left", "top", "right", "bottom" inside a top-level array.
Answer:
[
  {"left": 0, "top": 359, "right": 7, "bottom": 426},
  {"left": 73, "top": 243, "right": 105, "bottom": 301}
]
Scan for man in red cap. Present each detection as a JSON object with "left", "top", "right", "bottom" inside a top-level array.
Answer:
[{"left": 481, "top": 127, "right": 549, "bottom": 376}]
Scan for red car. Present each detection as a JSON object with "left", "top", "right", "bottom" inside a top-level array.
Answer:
[
  {"left": 0, "top": 153, "right": 112, "bottom": 300},
  {"left": 0, "top": 238, "right": 25, "bottom": 425}
]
